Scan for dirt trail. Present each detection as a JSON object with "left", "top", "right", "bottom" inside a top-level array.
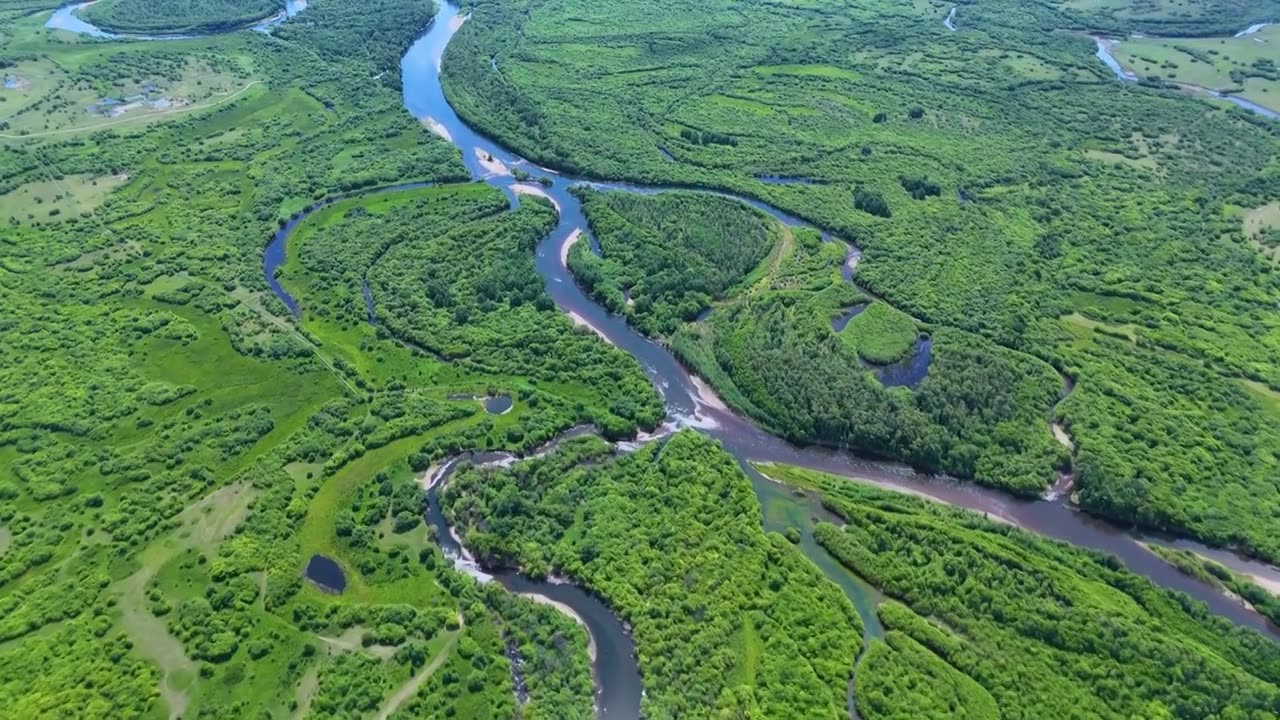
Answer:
[{"left": 116, "top": 572, "right": 197, "bottom": 719}]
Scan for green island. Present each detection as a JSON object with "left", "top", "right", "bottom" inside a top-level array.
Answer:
[
  {"left": 1, "top": 0, "right": 1279, "bottom": 715},
  {"left": 80, "top": 0, "right": 286, "bottom": 35}
]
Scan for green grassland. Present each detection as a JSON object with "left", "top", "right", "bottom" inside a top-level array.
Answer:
[
  {"left": 0, "top": 46, "right": 252, "bottom": 137},
  {"left": 1048, "top": 0, "right": 1280, "bottom": 35},
  {"left": 838, "top": 301, "right": 918, "bottom": 364},
  {"left": 449, "top": 0, "right": 1280, "bottom": 561},
  {"left": 1114, "top": 24, "right": 1280, "bottom": 109},
  {"left": 0, "top": 171, "right": 129, "bottom": 224}
]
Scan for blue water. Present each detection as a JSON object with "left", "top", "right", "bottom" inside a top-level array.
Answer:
[
  {"left": 304, "top": 554, "right": 346, "bottom": 592},
  {"left": 426, "top": 453, "right": 641, "bottom": 719},
  {"left": 830, "top": 304, "right": 867, "bottom": 332},
  {"left": 1235, "top": 23, "right": 1272, "bottom": 37},
  {"left": 873, "top": 336, "right": 932, "bottom": 389}
]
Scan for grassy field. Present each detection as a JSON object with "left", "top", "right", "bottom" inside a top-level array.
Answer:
[
  {"left": 0, "top": 59, "right": 250, "bottom": 136},
  {"left": 1113, "top": 24, "right": 1280, "bottom": 108},
  {"left": 838, "top": 301, "right": 918, "bottom": 364},
  {"left": 0, "top": 171, "right": 129, "bottom": 223},
  {"left": 1052, "top": 0, "right": 1280, "bottom": 34},
  {"left": 1242, "top": 201, "right": 1280, "bottom": 261}
]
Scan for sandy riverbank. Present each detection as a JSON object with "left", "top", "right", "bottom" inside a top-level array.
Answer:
[
  {"left": 511, "top": 182, "right": 560, "bottom": 211},
  {"left": 475, "top": 147, "right": 510, "bottom": 177}
]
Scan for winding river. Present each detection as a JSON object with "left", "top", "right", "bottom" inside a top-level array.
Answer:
[
  {"left": 48, "top": 0, "right": 1280, "bottom": 713},
  {"left": 396, "top": 0, "right": 1280, "bottom": 640},
  {"left": 423, "top": 447, "right": 642, "bottom": 718}
]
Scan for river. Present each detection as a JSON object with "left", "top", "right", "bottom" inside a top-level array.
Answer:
[
  {"left": 423, "top": 451, "right": 643, "bottom": 718},
  {"left": 48, "top": 0, "right": 1280, "bottom": 711}
]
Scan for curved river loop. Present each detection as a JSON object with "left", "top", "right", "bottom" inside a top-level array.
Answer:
[{"left": 49, "top": 2, "right": 1280, "bottom": 716}]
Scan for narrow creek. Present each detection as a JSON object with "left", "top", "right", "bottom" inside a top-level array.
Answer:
[{"left": 48, "top": 0, "right": 1280, "bottom": 713}]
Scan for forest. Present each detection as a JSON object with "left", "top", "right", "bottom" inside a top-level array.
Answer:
[
  {"left": 443, "top": 431, "right": 864, "bottom": 719},
  {"left": 446, "top": 0, "right": 1280, "bottom": 560},
  {"left": 576, "top": 189, "right": 1067, "bottom": 494},
  {"left": 2, "top": 0, "right": 1280, "bottom": 715}
]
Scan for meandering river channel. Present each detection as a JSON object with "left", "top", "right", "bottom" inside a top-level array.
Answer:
[
  {"left": 394, "top": 0, "right": 1280, "bottom": 640},
  {"left": 294, "top": 0, "right": 1280, "bottom": 694},
  {"left": 48, "top": 0, "right": 1280, "bottom": 714}
]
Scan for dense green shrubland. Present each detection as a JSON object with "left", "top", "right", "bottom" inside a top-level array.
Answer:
[
  {"left": 0, "top": 0, "right": 610, "bottom": 714},
  {"left": 763, "top": 463, "right": 1280, "bottom": 720},
  {"left": 576, "top": 191, "right": 1064, "bottom": 493},
  {"left": 570, "top": 189, "right": 778, "bottom": 334},
  {"left": 443, "top": 431, "right": 865, "bottom": 718},
  {"left": 80, "top": 0, "right": 282, "bottom": 34}
]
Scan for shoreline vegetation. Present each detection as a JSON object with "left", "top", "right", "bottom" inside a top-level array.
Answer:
[{"left": 761, "top": 460, "right": 1280, "bottom": 720}]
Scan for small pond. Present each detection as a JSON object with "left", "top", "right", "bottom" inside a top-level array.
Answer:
[
  {"left": 304, "top": 554, "right": 346, "bottom": 593},
  {"left": 484, "top": 394, "right": 513, "bottom": 414},
  {"left": 868, "top": 335, "right": 932, "bottom": 389}
]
